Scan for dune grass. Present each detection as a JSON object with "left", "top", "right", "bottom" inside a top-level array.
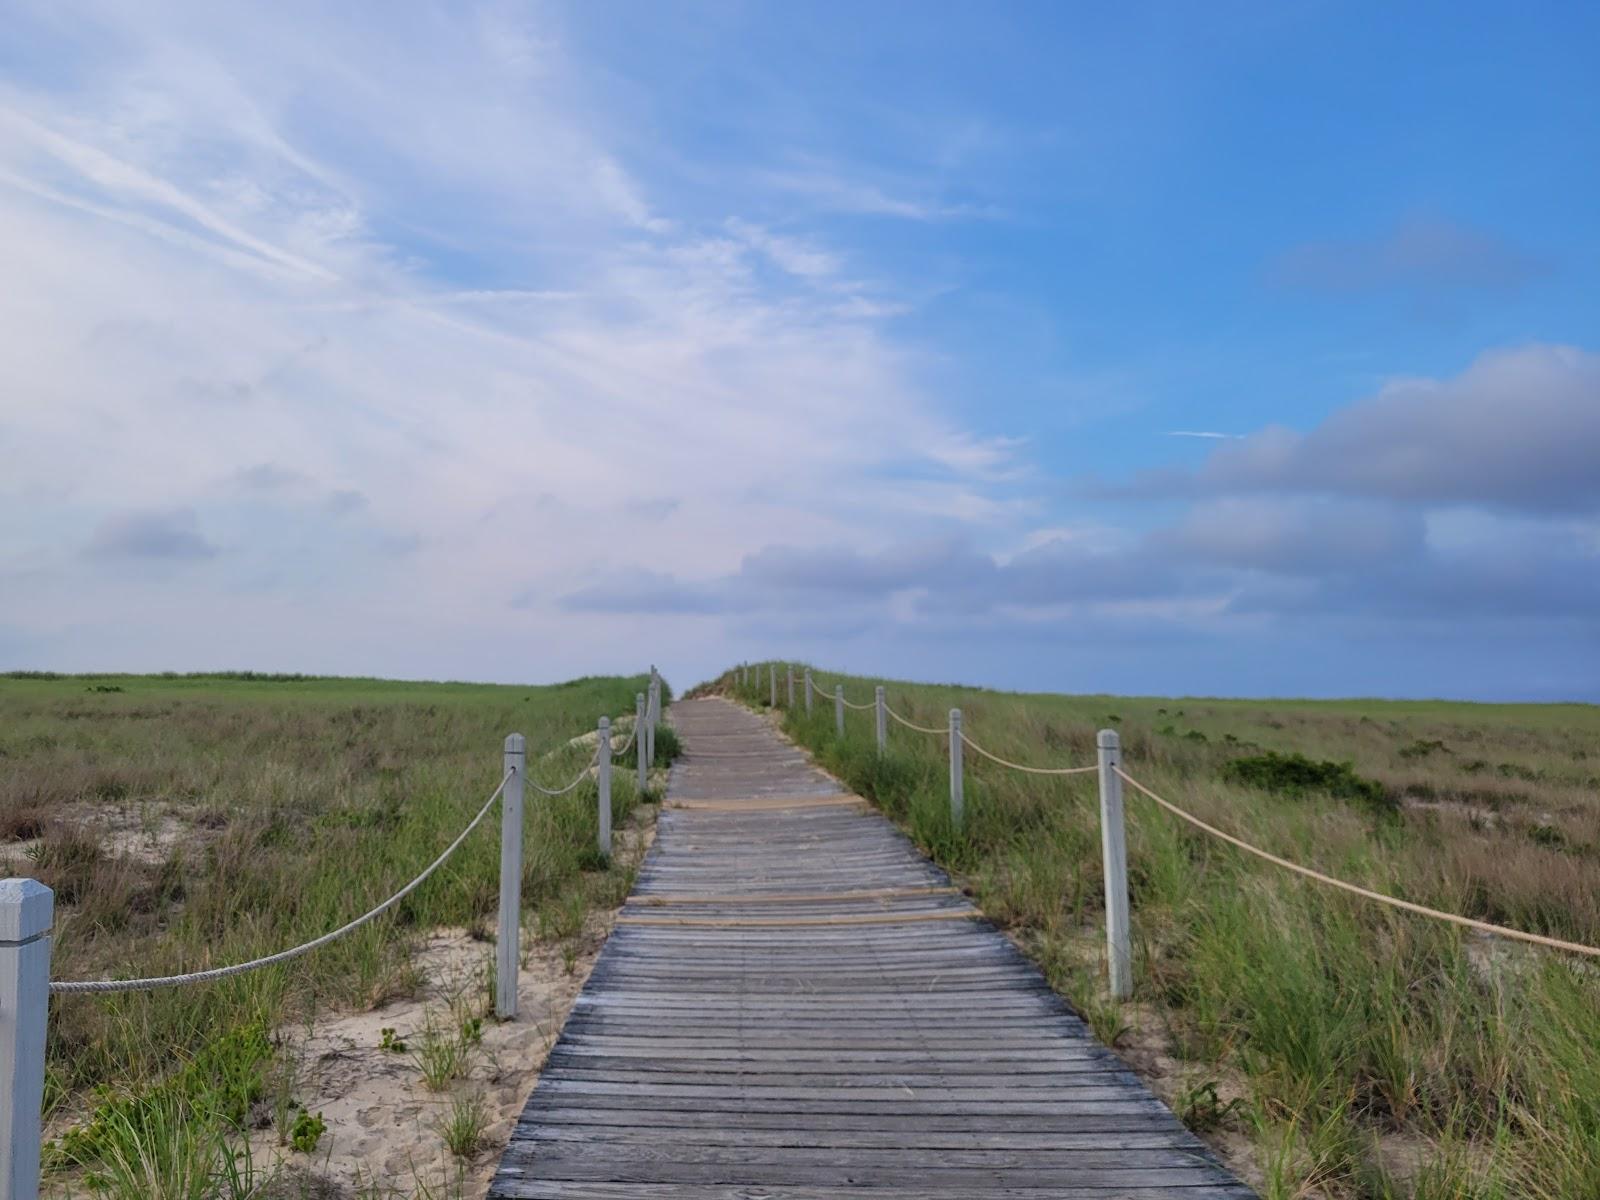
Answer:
[
  {"left": 724, "top": 666, "right": 1600, "bottom": 1199},
  {"left": 0, "top": 669, "right": 670, "bottom": 1195}
]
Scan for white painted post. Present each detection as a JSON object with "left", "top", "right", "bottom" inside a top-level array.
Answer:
[
  {"left": 834, "top": 685, "right": 845, "bottom": 738},
  {"left": 804, "top": 670, "right": 813, "bottom": 715},
  {"left": 1097, "top": 730, "right": 1132, "bottom": 1000},
  {"left": 0, "top": 878, "right": 52, "bottom": 1200},
  {"left": 769, "top": 664, "right": 776, "bottom": 708},
  {"left": 496, "top": 735, "right": 525, "bottom": 1019},
  {"left": 646, "top": 676, "right": 658, "bottom": 767},
  {"left": 597, "top": 717, "right": 612, "bottom": 861},
  {"left": 948, "top": 709, "right": 964, "bottom": 832},
  {"left": 786, "top": 665, "right": 795, "bottom": 708},
  {"left": 875, "top": 686, "right": 887, "bottom": 754},
  {"left": 635, "top": 693, "right": 647, "bottom": 795}
]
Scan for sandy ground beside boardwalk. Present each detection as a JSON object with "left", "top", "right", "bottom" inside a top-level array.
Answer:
[{"left": 251, "top": 807, "right": 656, "bottom": 1199}]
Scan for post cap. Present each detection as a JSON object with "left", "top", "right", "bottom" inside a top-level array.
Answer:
[
  {"left": 504, "top": 732, "right": 526, "bottom": 754},
  {"left": 1097, "top": 728, "right": 1121, "bottom": 749},
  {"left": 949, "top": 708, "right": 962, "bottom": 721},
  {"left": 0, "top": 877, "right": 54, "bottom": 942},
  {"left": 599, "top": 715, "right": 610, "bottom": 729}
]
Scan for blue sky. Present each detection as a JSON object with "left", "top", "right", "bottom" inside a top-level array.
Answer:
[{"left": 1, "top": 1, "right": 1596, "bottom": 700}]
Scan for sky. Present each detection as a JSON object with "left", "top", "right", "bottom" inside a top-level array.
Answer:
[{"left": 1, "top": 1, "right": 1597, "bottom": 701}]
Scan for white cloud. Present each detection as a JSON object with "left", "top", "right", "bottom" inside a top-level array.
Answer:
[{"left": 0, "top": 2, "right": 1023, "bottom": 682}]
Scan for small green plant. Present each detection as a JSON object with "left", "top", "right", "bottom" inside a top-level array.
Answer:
[
  {"left": 537, "top": 892, "right": 586, "bottom": 942},
  {"left": 79, "top": 1090, "right": 257, "bottom": 1200},
  {"left": 651, "top": 724, "right": 682, "bottom": 767},
  {"left": 435, "top": 1090, "right": 489, "bottom": 1159},
  {"left": 1529, "top": 823, "right": 1567, "bottom": 848},
  {"left": 289, "top": 1109, "right": 327, "bottom": 1153},
  {"left": 409, "top": 1011, "right": 475, "bottom": 1092},
  {"left": 379, "top": 1027, "right": 408, "bottom": 1053},
  {"left": 1399, "top": 738, "right": 1450, "bottom": 759},
  {"left": 574, "top": 844, "right": 610, "bottom": 872},
  {"left": 1177, "top": 1079, "right": 1243, "bottom": 1133}
]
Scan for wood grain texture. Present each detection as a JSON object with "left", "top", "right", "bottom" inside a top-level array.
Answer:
[{"left": 488, "top": 696, "right": 1253, "bottom": 1198}]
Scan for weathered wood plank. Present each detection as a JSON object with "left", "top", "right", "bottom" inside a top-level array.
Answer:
[{"left": 487, "top": 696, "right": 1252, "bottom": 1199}]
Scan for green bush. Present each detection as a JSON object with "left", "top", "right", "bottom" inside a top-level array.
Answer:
[
  {"left": 1220, "top": 751, "right": 1392, "bottom": 813},
  {"left": 652, "top": 724, "right": 681, "bottom": 767}
]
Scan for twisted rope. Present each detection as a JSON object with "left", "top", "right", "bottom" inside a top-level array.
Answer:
[
  {"left": 884, "top": 705, "right": 947, "bottom": 736},
  {"left": 841, "top": 695, "right": 875, "bottom": 711},
  {"left": 961, "top": 732, "right": 1097, "bottom": 776},
  {"left": 607, "top": 726, "right": 638, "bottom": 759},
  {"left": 51, "top": 771, "right": 515, "bottom": 994},
  {"left": 525, "top": 747, "right": 600, "bottom": 796},
  {"left": 1115, "top": 767, "right": 1600, "bottom": 960}
]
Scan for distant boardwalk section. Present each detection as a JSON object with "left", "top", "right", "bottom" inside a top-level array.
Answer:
[{"left": 489, "top": 696, "right": 1253, "bottom": 1197}]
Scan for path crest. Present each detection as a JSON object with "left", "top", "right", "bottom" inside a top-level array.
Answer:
[{"left": 490, "top": 696, "right": 1253, "bottom": 1198}]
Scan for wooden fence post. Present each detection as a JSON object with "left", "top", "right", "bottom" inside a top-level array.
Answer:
[
  {"left": 1096, "top": 730, "right": 1132, "bottom": 1000},
  {"left": 497, "top": 734, "right": 525, "bottom": 1019},
  {"left": 646, "top": 677, "right": 657, "bottom": 767},
  {"left": 597, "top": 717, "right": 611, "bottom": 861},
  {"left": 0, "top": 878, "right": 52, "bottom": 1200},
  {"left": 769, "top": 664, "right": 776, "bottom": 708},
  {"left": 804, "top": 670, "right": 813, "bottom": 715},
  {"left": 948, "top": 709, "right": 964, "bottom": 832},
  {"left": 834, "top": 685, "right": 844, "bottom": 738},
  {"left": 875, "top": 686, "right": 886, "bottom": 754},
  {"left": 786, "top": 665, "right": 795, "bottom": 708},
  {"left": 635, "top": 692, "right": 647, "bottom": 795}
]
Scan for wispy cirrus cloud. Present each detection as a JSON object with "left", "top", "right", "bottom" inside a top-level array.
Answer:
[{"left": 0, "top": 1, "right": 1028, "bottom": 682}]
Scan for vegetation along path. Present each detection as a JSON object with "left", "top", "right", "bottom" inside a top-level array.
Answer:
[{"left": 489, "top": 695, "right": 1253, "bottom": 1198}]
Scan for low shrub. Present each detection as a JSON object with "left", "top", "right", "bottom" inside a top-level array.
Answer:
[{"left": 1220, "top": 751, "right": 1393, "bottom": 813}]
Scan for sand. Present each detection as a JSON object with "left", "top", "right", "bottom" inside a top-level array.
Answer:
[{"left": 249, "top": 804, "right": 656, "bottom": 1199}]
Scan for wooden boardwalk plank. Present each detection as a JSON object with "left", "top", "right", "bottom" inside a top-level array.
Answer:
[{"left": 488, "top": 696, "right": 1252, "bottom": 1198}]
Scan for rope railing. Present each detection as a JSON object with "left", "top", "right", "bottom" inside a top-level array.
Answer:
[
  {"left": 961, "top": 732, "right": 1098, "bottom": 776},
  {"left": 524, "top": 754, "right": 598, "bottom": 796},
  {"left": 4, "top": 669, "right": 670, "bottom": 1193},
  {"left": 885, "top": 705, "right": 947, "bottom": 736},
  {"left": 50, "top": 770, "right": 517, "bottom": 994},
  {"left": 725, "top": 658, "right": 1600, "bottom": 992},
  {"left": 1114, "top": 766, "right": 1600, "bottom": 960},
  {"left": 608, "top": 725, "right": 638, "bottom": 758}
]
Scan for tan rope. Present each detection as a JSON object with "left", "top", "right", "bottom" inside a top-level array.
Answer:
[
  {"left": 884, "top": 705, "right": 947, "bottom": 736},
  {"left": 1114, "top": 767, "right": 1600, "bottom": 960},
  {"left": 841, "top": 695, "right": 875, "bottom": 711},
  {"left": 632, "top": 886, "right": 960, "bottom": 906},
  {"left": 960, "top": 732, "right": 1097, "bottom": 776},
  {"left": 617, "top": 910, "right": 977, "bottom": 928}
]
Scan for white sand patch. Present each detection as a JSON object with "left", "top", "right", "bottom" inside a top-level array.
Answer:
[{"left": 250, "top": 809, "right": 657, "bottom": 1198}]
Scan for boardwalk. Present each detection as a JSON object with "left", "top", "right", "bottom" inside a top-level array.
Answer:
[{"left": 490, "top": 696, "right": 1253, "bottom": 1198}]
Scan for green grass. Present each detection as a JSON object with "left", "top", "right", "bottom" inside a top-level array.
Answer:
[
  {"left": 0, "top": 669, "right": 668, "bottom": 1193},
  {"left": 721, "top": 664, "right": 1600, "bottom": 1198}
]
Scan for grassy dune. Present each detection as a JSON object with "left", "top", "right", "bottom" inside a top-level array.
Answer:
[
  {"left": 0, "top": 670, "right": 670, "bottom": 1196},
  {"left": 735, "top": 668, "right": 1600, "bottom": 1199}
]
